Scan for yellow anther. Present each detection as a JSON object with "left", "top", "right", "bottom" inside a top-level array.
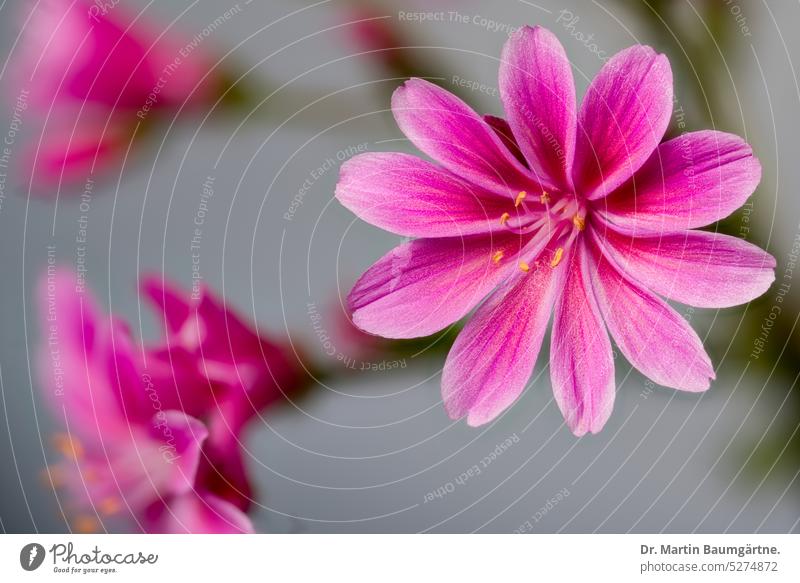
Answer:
[
  {"left": 550, "top": 247, "right": 564, "bottom": 268},
  {"left": 572, "top": 214, "right": 585, "bottom": 231},
  {"left": 499, "top": 212, "right": 510, "bottom": 226},
  {"left": 514, "top": 191, "right": 527, "bottom": 207},
  {"left": 54, "top": 434, "right": 83, "bottom": 460},
  {"left": 519, "top": 262, "right": 530, "bottom": 273},
  {"left": 99, "top": 497, "right": 121, "bottom": 516},
  {"left": 492, "top": 251, "right": 504, "bottom": 264},
  {"left": 539, "top": 191, "right": 551, "bottom": 204}
]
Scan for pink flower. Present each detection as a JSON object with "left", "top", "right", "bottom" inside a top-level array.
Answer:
[
  {"left": 15, "top": 0, "right": 219, "bottom": 188},
  {"left": 39, "top": 269, "right": 302, "bottom": 532},
  {"left": 336, "top": 26, "right": 775, "bottom": 435},
  {"left": 140, "top": 275, "right": 303, "bottom": 512},
  {"left": 341, "top": 6, "right": 409, "bottom": 74}
]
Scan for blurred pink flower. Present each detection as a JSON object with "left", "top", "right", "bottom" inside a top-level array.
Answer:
[
  {"left": 336, "top": 26, "right": 775, "bottom": 435},
  {"left": 140, "top": 275, "right": 303, "bottom": 512},
  {"left": 14, "top": 0, "right": 221, "bottom": 189},
  {"left": 39, "top": 269, "right": 303, "bottom": 532},
  {"left": 342, "top": 6, "right": 408, "bottom": 73},
  {"left": 340, "top": 0, "right": 470, "bottom": 74}
]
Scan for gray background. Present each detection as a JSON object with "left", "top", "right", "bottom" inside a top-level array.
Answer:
[{"left": 1, "top": 0, "right": 799, "bottom": 533}]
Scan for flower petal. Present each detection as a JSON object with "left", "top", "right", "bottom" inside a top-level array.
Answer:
[
  {"left": 550, "top": 243, "right": 615, "bottom": 436},
  {"left": 597, "top": 131, "right": 761, "bottom": 233},
  {"left": 596, "top": 229, "right": 776, "bottom": 308},
  {"left": 21, "top": 0, "right": 157, "bottom": 110},
  {"left": 37, "top": 268, "right": 148, "bottom": 433},
  {"left": 200, "top": 420, "right": 253, "bottom": 511},
  {"left": 589, "top": 241, "right": 715, "bottom": 392},
  {"left": 26, "top": 108, "right": 131, "bottom": 191},
  {"left": 336, "top": 152, "right": 509, "bottom": 237},
  {"left": 22, "top": 0, "right": 216, "bottom": 111},
  {"left": 140, "top": 411, "right": 208, "bottom": 498},
  {"left": 144, "top": 491, "right": 254, "bottom": 534},
  {"left": 442, "top": 249, "right": 561, "bottom": 426},
  {"left": 141, "top": 275, "right": 193, "bottom": 335},
  {"left": 38, "top": 267, "right": 99, "bottom": 364},
  {"left": 349, "top": 234, "right": 525, "bottom": 339},
  {"left": 392, "top": 78, "right": 540, "bottom": 196},
  {"left": 499, "top": 25, "right": 576, "bottom": 190},
  {"left": 70, "top": 411, "right": 208, "bottom": 512},
  {"left": 483, "top": 115, "right": 528, "bottom": 167},
  {"left": 573, "top": 46, "right": 673, "bottom": 200}
]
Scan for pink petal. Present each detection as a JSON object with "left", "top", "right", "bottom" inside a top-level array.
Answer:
[
  {"left": 349, "top": 234, "right": 527, "bottom": 339},
  {"left": 199, "top": 421, "right": 253, "bottom": 512},
  {"left": 139, "top": 18, "right": 219, "bottom": 108},
  {"left": 21, "top": 0, "right": 156, "bottom": 110},
  {"left": 139, "top": 346, "right": 212, "bottom": 415},
  {"left": 194, "top": 290, "right": 265, "bottom": 361},
  {"left": 336, "top": 152, "right": 510, "bottom": 237},
  {"left": 142, "top": 411, "right": 208, "bottom": 498},
  {"left": 37, "top": 268, "right": 137, "bottom": 434},
  {"left": 26, "top": 108, "right": 131, "bottom": 191},
  {"left": 143, "top": 276, "right": 301, "bottom": 426},
  {"left": 499, "top": 25, "right": 576, "bottom": 190},
  {"left": 143, "top": 275, "right": 261, "bottom": 365},
  {"left": 70, "top": 411, "right": 207, "bottom": 512},
  {"left": 141, "top": 275, "right": 192, "bottom": 335},
  {"left": 21, "top": 0, "right": 215, "bottom": 111},
  {"left": 104, "top": 318, "right": 155, "bottom": 424},
  {"left": 442, "top": 247, "right": 561, "bottom": 426},
  {"left": 573, "top": 46, "right": 673, "bottom": 200},
  {"left": 550, "top": 243, "right": 615, "bottom": 436},
  {"left": 39, "top": 267, "right": 99, "bottom": 365},
  {"left": 589, "top": 241, "right": 715, "bottom": 392},
  {"left": 392, "top": 78, "right": 539, "bottom": 196},
  {"left": 596, "top": 229, "right": 776, "bottom": 308},
  {"left": 144, "top": 491, "right": 254, "bottom": 534},
  {"left": 597, "top": 131, "right": 761, "bottom": 233},
  {"left": 483, "top": 115, "right": 528, "bottom": 167}
]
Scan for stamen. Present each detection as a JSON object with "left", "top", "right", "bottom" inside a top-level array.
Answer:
[
  {"left": 99, "top": 497, "right": 121, "bottom": 516},
  {"left": 550, "top": 247, "right": 564, "bottom": 268},
  {"left": 514, "top": 191, "right": 527, "bottom": 207},
  {"left": 572, "top": 214, "right": 585, "bottom": 231},
  {"left": 492, "top": 251, "right": 504, "bottom": 264},
  {"left": 519, "top": 262, "right": 530, "bottom": 273},
  {"left": 499, "top": 212, "right": 510, "bottom": 226},
  {"left": 539, "top": 191, "right": 550, "bottom": 204}
]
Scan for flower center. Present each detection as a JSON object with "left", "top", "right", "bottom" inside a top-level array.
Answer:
[{"left": 496, "top": 190, "right": 587, "bottom": 272}]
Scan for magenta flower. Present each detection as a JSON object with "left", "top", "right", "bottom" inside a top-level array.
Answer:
[
  {"left": 140, "top": 275, "right": 304, "bottom": 512},
  {"left": 14, "top": 0, "right": 219, "bottom": 188},
  {"left": 39, "top": 269, "right": 302, "bottom": 532},
  {"left": 336, "top": 26, "right": 775, "bottom": 435},
  {"left": 342, "top": 6, "right": 405, "bottom": 68}
]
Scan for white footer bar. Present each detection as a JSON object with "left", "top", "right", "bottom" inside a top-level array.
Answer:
[{"left": 1, "top": 534, "right": 798, "bottom": 582}]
